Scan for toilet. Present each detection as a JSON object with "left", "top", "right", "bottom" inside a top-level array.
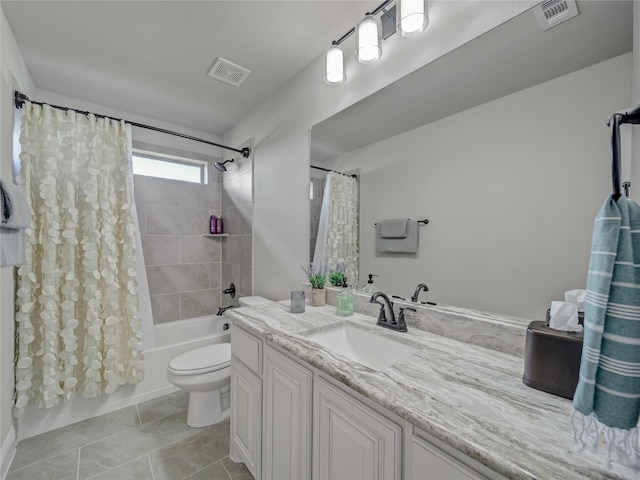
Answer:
[
  {"left": 167, "top": 343, "right": 231, "bottom": 427},
  {"left": 167, "top": 296, "right": 271, "bottom": 427}
]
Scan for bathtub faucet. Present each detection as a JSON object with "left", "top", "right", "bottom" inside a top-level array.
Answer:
[{"left": 217, "top": 305, "right": 235, "bottom": 316}]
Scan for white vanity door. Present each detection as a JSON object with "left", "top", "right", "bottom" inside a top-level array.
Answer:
[
  {"left": 230, "top": 358, "right": 262, "bottom": 480},
  {"left": 263, "top": 346, "right": 312, "bottom": 480},
  {"left": 313, "top": 377, "right": 402, "bottom": 480},
  {"left": 410, "top": 435, "right": 488, "bottom": 480}
]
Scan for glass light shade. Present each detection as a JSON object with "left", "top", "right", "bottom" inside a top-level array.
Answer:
[
  {"left": 397, "top": 0, "right": 428, "bottom": 38},
  {"left": 356, "top": 15, "right": 381, "bottom": 64},
  {"left": 324, "top": 45, "right": 345, "bottom": 85}
]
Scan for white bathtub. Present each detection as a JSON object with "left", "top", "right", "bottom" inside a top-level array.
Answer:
[{"left": 16, "top": 314, "right": 230, "bottom": 440}]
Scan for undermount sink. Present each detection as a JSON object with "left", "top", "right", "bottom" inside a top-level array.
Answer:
[{"left": 306, "top": 325, "right": 420, "bottom": 370}]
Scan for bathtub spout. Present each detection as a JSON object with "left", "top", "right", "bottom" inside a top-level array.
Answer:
[{"left": 217, "top": 305, "right": 235, "bottom": 316}]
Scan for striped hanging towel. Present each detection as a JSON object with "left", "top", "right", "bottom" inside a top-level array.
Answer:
[{"left": 573, "top": 194, "right": 640, "bottom": 470}]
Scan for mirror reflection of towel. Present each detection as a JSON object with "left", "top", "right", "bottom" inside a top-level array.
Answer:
[
  {"left": 376, "top": 219, "right": 419, "bottom": 253},
  {"left": 379, "top": 218, "right": 409, "bottom": 238}
]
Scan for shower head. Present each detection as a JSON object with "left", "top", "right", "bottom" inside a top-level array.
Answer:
[{"left": 213, "top": 159, "right": 234, "bottom": 172}]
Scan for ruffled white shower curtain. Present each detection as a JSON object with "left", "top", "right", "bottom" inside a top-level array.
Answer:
[
  {"left": 14, "top": 102, "right": 148, "bottom": 413},
  {"left": 313, "top": 172, "right": 359, "bottom": 285}
]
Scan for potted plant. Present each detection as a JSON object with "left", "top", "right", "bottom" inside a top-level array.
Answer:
[
  {"left": 301, "top": 262, "right": 327, "bottom": 306},
  {"left": 328, "top": 261, "right": 346, "bottom": 287}
]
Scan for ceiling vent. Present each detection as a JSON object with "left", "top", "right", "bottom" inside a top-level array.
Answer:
[
  {"left": 207, "top": 57, "right": 251, "bottom": 87},
  {"left": 534, "top": 0, "right": 579, "bottom": 31}
]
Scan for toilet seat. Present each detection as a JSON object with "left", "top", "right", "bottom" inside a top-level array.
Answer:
[{"left": 168, "top": 344, "right": 230, "bottom": 376}]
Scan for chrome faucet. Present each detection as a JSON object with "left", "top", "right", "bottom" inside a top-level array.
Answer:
[
  {"left": 369, "top": 292, "right": 407, "bottom": 332},
  {"left": 411, "top": 283, "right": 429, "bottom": 303}
]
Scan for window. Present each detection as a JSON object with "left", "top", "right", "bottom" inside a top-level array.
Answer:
[{"left": 132, "top": 150, "right": 208, "bottom": 184}]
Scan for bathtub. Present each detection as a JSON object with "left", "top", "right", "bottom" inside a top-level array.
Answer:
[{"left": 16, "top": 314, "right": 230, "bottom": 440}]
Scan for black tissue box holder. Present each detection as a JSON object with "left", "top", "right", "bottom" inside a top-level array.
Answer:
[{"left": 522, "top": 312, "right": 584, "bottom": 400}]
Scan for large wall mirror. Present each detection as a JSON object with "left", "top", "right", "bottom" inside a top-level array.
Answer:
[{"left": 309, "top": 1, "right": 634, "bottom": 320}]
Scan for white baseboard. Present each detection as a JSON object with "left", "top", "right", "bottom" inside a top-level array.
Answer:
[{"left": 1, "top": 426, "right": 16, "bottom": 480}]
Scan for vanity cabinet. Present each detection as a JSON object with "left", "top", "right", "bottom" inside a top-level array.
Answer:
[
  {"left": 408, "top": 433, "right": 488, "bottom": 480},
  {"left": 313, "top": 376, "right": 402, "bottom": 480},
  {"left": 230, "top": 327, "right": 263, "bottom": 479},
  {"left": 263, "top": 346, "right": 312, "bottom": 480},
  {"left": 231, "top": 323, "right": 495, "bottom": 480}
]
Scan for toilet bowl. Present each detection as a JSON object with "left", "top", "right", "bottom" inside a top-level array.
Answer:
[{"left": 167, "top": 343, "right": 231, "bottom": 427}]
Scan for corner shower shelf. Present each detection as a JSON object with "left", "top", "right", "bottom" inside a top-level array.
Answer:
[{"left": 202, "top": 234, "right": 229, "bottom": 238}]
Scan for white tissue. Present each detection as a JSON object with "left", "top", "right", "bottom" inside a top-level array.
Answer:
[
  {"left": 549, "top": 301, "right": 583, "bottom": 332},
  {"left": 564, "top": 289, "right": 586, "bottom": 312}
]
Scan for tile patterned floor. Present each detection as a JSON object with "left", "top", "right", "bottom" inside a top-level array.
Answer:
[{"left": 6, "top": 391, "right": 253, "bottom": 480}]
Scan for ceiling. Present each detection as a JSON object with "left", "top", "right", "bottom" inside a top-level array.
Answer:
[
  {"left": 1, "top": 0, "right": 374, "bottom": 135},
  {"left": 311, "top": 0, "right": 634, "bottom": 163}
]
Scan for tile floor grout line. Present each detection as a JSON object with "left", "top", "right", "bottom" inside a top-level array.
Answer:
[
  {"left": 136, "top": 403, "right": 142, "bottom": 426},
  {"left": 78, "top": 422, "right": 208, "bottom": 478},
  {"left": 181, "top": 458, "right": 227, "bottom": 480},
  {"left": 76, "top": 448, "right": 81, "bottom": 480},
  {"left": 147, "top": 454, "right": 156, "bottom": 480},
  {"left": 220, "top": 456, "right": 233, "bottom": 480},
  {"left": 9, "top": 396, "right": 190, "bottom": 474}
]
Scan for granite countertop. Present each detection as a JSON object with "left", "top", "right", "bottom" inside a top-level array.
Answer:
[{"left": 225, "top": 302, "right": 639, "bottom": 480}]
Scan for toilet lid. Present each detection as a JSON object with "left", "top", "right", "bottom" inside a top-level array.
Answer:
[{"left": 168, "top": 344, "right": 230, "bottom": 375}]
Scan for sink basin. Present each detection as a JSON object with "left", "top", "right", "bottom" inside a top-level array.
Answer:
[{"left": 307, "top": 325, "right": 420, "bottom": 370}]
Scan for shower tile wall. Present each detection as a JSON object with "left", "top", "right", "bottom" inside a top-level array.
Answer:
[
  {"left": 221, "top": 147, "right": 253, "bottom": 306},
  {"left": 133, "top": 142, "right": 224, "bottom": 324},
  {"left": 310, "top": 176, "right": 325, "bottom": 262}
]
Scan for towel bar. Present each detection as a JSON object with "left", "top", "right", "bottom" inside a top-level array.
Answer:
[{"left": 374, "top": 219, "right": 429, "bottom": 226}]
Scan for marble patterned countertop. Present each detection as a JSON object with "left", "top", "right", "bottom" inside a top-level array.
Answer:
[{"left": 225, "top": 302, "right": 639, "bottom": 480}]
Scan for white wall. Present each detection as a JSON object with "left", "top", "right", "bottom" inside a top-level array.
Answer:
[
  {"left": 329, "top": 54, "right": 632, "bottom": 320},
  {"left": 223, "top": 1, "right": 537, "bottom": 302},
  {"left": 0, "top": 8, "right": 36, "bottom": 476}
]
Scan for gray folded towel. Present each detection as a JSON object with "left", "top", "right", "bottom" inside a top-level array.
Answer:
[
  {"left": 0, "top": 178, "right": 31, "bottom": 229},
  {"left": 379, "top": 218, "right": 409, "bottom": 239},
  {"left": 376, "top": 219, "right": 419, "bottom": 253}
]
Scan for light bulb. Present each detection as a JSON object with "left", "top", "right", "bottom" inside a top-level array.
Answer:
[
  {"left": 324, "top": 45, "right": 345, "bottom": 85},
  {"left": 356, "top": 15, "right": 381, "bottom": 64},
  {"left": 398, "top": 0, "right": 428, "bottom": 38}
]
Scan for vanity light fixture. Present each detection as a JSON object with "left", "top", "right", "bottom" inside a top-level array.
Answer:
[
  {"left": 397, "top": 0, "right": 428, "bottom": 37},
  {"left": 356, "top": 14, "right": 382, "bottom": 64},
  {"left": 323, "top": 0, "right": 428, "bottom": 85},
  {"left": 324, "top": 43, "right": 346, "bottom": 85}
]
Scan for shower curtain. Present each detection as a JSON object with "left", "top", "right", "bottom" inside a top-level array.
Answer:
[
  {"left": 313, "top": 172, "right": 359, "bottom": 285},
  {"left": 13, "top": 102, "right": 149, "bottom": 413}
]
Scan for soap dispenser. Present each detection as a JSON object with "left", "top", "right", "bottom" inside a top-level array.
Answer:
[
  {"left": 336, "top": 277, "right": 354, "bottom": 316},
  {"left": 361, "top": 274, "right": 378, "bottom": 294}
]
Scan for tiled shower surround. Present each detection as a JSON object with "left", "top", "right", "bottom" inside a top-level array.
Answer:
[
  {"left": 221, "top": 147, "right": 253, "bottom": 308},
  {"left": 133, "top": 142, "right": 253, "bottom": 324}
]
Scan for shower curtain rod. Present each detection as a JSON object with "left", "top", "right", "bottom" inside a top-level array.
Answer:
[
  {"left": 311, "top": 165, "right": 357, "bottom": 178},
  {"left": 13, "top": 91, "right": 251, "bottom": 158}
]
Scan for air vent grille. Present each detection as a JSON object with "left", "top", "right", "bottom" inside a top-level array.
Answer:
[
  {"left": 207, "top": 58, "right": 251, "bottom": 87},
  {"left": 534, "top": 0, "right": 579, "bottom": 31}
]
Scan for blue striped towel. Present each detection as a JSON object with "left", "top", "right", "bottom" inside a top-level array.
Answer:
[{"left": 573, "top": 194, "right": 640, "bottom": 468}]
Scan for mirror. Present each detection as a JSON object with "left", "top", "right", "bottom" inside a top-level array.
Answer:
[{"left": 310, "top": 1, "right": 634, "bottom": 320}]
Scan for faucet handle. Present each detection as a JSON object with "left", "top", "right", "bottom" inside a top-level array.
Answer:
[{"left": 398, "top": 307, "right": 416, "bottom": 324}]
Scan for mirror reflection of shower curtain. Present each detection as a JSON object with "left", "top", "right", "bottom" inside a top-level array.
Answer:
[{"left": 313, "top": 172, "right": 359, "bottom": 285}]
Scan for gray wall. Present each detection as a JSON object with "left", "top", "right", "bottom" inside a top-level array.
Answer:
[
  {"left": 221, "top": 143, "right": 253, "bottom": 306},
  {"left": 332, "top": 54, "right": 632, "bottom": 320},
  {"left": 133, "top": 142, "right": 223, "bottom": 323},
  {"left": 309, "top": 175, "right": 325, "bottom": 262}
]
